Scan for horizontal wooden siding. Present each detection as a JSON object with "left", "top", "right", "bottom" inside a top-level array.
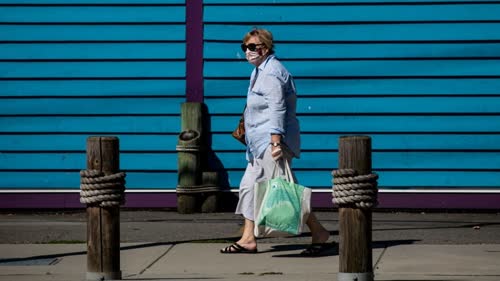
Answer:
[
  {"left": 0, "top": 1, "right": 186, "bottom": 192},
  {"left": 203, "top": 0, "right": 500, "bottom": 193}
]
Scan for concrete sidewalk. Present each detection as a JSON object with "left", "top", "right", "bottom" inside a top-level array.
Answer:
[
  {"left": 0, "top": 242, "right": 499, "bottom": 281},
  {"left": 0, "top": 211, "right": 499, "bottom": 280}
]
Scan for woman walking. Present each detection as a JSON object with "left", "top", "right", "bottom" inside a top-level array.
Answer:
[{"left": 220, "top": 28, "right": 333, "bottom": 256}]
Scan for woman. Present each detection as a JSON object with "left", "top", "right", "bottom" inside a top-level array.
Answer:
[{"left": 220, "top": 28, "right": 333, "bottom": 256}]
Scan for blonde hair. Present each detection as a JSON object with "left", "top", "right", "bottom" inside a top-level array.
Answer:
[{"left": 243, "top": 28, "right": 275, "bottom": 54}]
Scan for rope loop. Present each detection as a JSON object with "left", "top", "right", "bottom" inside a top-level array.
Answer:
[
  {"left": 332, "top": 169, "right": 378, "bottom": 209},
  {"left": 176, "top": 185, "right": 220, "bottom": 194},
  {"left": 80, "top": 170, "right": 126, "bottom": 207}
]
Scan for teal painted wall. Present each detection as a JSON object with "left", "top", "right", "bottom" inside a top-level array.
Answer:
[
  {"left": 203, "top": 0, "right": 500, "bottom": 191},
  {"left": 1, "top": 0, "right": 500, "bottom": 204},
  {"left": 0, "top": 0, "right": 186, "bottom": 191}
]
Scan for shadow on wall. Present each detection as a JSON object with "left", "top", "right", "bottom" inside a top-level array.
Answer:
[{"left": 202, "top": 103, "right": 240, "bottom": 211}]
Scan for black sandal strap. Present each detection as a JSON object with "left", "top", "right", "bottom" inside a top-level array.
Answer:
[
  {"left": 232, "top": 243, "right": 245, "bottom": 251},
  {"left": 220, "top": 242, "right": 257, "bottom": 254},
  {"left": 221, "top": 243, "right": 240, "bottom": 253}
]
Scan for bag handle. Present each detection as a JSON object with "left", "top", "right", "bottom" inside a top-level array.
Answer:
[
  {"left": 283, "top": 159, "right": 295, "bottom": 184},
  {"left": 271, "top": 159, "right": 295, "bottom": 184},
  {"left": 271, "top": 162, "right": 280, "bottom": 179}
]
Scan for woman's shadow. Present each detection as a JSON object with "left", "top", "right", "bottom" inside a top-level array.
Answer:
[
  {"left": 201, "top": 103, "right": 240, "bottom": 211},
  {"left": 266, "top": 235, "right": 419, "bottom": 258}
]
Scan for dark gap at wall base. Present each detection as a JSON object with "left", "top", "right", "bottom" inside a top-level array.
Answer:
[{"left": 1, "top": 193, "right": 499, "bottom": 210}]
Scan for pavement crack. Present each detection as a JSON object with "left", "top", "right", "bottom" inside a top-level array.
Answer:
[
  {"left": 138, "top": 243, "right": 175, "bottom": 275},
  {"left": 373, "top": 245, "right": 388, "bottom": 271}
]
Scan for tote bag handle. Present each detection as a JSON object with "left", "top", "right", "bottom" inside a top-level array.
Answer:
[{"left": 271, "top": 159, "right": 295, "bottom": 184}]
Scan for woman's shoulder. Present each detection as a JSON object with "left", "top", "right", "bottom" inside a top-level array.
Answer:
[{"left": 263, "top": 56, "right": 290, "bottom": 77}]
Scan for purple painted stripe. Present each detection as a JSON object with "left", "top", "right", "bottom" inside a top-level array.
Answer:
[
  {"left": 185, "top": 0, "right": 203, "bottom": 102},
  {"left": 314, "top": 193, "right": 500, "bottom": 210},
  {"left": 0, "top": 193, "right": 177, "bottom": 209},
  {"left": 375, "top": 193, "right": 500, "bottom": 210},
  {"left": 1, "top": 192, "right": 499, "bottom": 210}
]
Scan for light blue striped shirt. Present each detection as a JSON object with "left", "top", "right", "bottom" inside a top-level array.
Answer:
[{"left": 244, "top": 55, "right": 301, "bottom": 161}]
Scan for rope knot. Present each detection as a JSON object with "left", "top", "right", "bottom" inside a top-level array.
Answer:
[
  {"left": 331, "top": 169, "right": 378, "bottom": 209},
  {"left": 80, "top": 170, "right": 126, "bottom": 207}
]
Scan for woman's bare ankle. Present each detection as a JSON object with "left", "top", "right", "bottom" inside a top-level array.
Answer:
[
  {"left": 236, "top": 239, "right": 257, "bottom": 250},
  {"left": 311, "top": 228, "right": 330, "bottom": 244}
]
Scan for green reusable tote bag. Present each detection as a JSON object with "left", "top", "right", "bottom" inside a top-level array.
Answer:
[{"left": 254, "top": 159, "right": 312, "bottom": 238}]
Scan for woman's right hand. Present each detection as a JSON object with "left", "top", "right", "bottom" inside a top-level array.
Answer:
[{"left": 271, "top": 145, "right": 283, "bottom": 161}]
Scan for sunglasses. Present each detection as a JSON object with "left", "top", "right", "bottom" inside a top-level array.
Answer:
[{"left": 241, "top": 43, "right": 264, "bottom": 52}]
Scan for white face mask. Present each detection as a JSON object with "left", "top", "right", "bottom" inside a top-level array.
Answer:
[{"left": 245, "top": 49, "right": 262, "bottom": 66}]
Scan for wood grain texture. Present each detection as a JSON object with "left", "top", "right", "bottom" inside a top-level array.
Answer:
[
  {"left": 85, "top": 136, "right": 121, "bottom": 279},
  {"left": 338, "top": 136, "right": 373, "bottom": 274},
  {"left": 177, "top": 103, "right": 204, "bottom": 213}
]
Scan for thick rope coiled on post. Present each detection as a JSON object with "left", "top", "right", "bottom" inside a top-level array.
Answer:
[
  {"left": 332, "top": 169, "right": 378, "bottom": 209},
  {"left": 80, "top": 170, "right": 126, "bottom": 207}
]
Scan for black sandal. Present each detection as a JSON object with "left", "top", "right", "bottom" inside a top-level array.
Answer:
[
  {"left": 220, "top": 242, "right": 257, "bottom": 254},
  {"left": 300, "top": 243, "right": 336, "bottom": 257}
]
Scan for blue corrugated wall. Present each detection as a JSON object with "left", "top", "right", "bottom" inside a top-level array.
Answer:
[
  {"left": 0, "top": 0, "right": 186, "bottom": 192},
  {"left": 203, "top": 0, "right": 500, "bottom": 193},
  {"left": 1, "top": 0, "right": 500, "bottom": 208}
]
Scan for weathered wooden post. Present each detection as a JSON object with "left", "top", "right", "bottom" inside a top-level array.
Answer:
[
  {"left": 177, "top": 129, "right": 202, "bottom": 213},
  {"left": 176, "top": 102, "right": 219, "bottom": 213},
  {"left": 177, "top": 102, "right": 203, "bottom": 213},
  {"left": 81, "top": 136, "right": 124, "bottom": 280},
  {"left": 334, "top": 136, "right": 378, "bottom": 281}
]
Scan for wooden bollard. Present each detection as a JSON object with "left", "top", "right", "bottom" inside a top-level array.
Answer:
[
  {"left": 86, "top": 137, "right": 121, "bottom": 280},
  {"left": 338, "top": 136, "right": 373, "bottom": 281},
  {"left": 177, "top": 129, "right": 202, "bottom": 213},
  {"left": 177, "top": 102, "right": 203, "bottom": 213},
  {"left": 176, "top": 102, "right": 219, "bottom": 213}
]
